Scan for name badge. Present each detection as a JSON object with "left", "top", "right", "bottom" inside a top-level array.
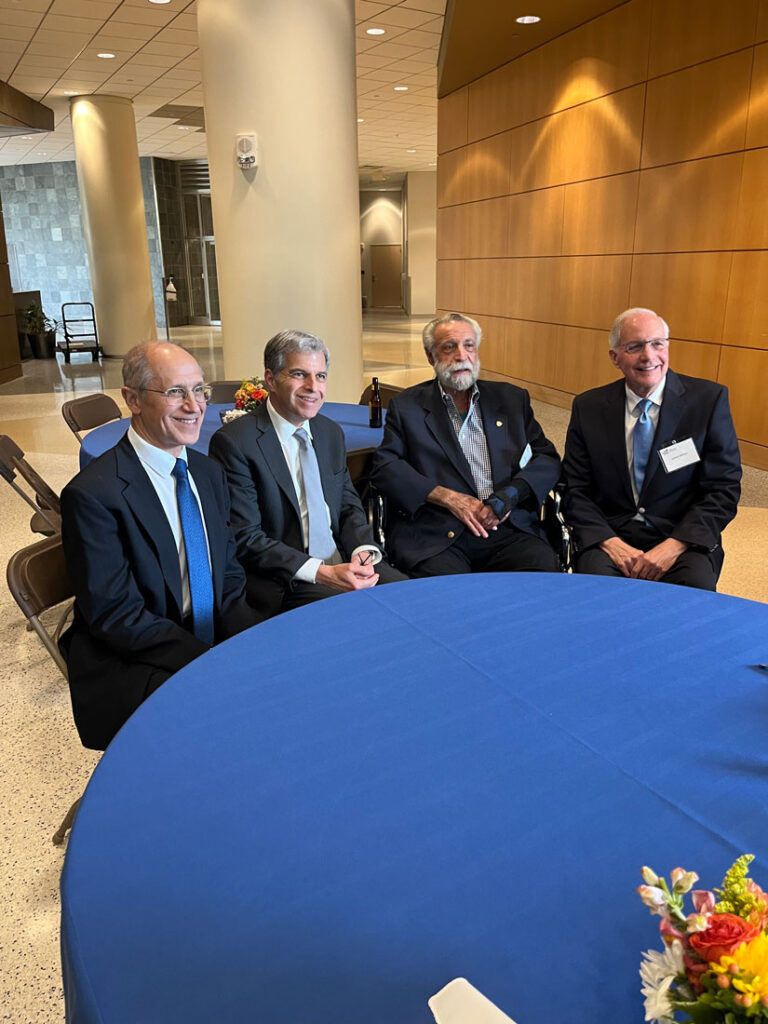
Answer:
[
  {"left": 658, "top": 437, "right": 700, "bottom": 473},
  {"left": 519, "top": 442, "right": 532, "bottom": 469}
]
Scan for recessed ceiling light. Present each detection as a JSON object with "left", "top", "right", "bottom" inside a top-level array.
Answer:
[
  {"left": 149, "top": 0, "right": 171, "bottom": 4},
  {"left": 97, "top": 52, "right": 116, "bottom": 59},
  {"left": 406, "top": 149, "right": 416, "bottom": 153},
  {"left": 177, "top": 125, "right": 190, "bottom": 130},
  {"left": 366, "top": 27, "right": 386, "bottom": 35},
  {"left": 393, "top": 85, "right": 408, "bottom": 92},
  {"left": 428, "top": 162, "right": 437, "bottom": 166},
  {"left": 516, "top": 15, "right": 540, "bottom": 24},
  {"left": 357, "top": 117, "right": 364, "bottom": 123},
  {"left": 63, "top": 90, "right": 78, "bottom": 95},
  {"left": 21, "top": 135, "right": 33, "bottom": 140}
]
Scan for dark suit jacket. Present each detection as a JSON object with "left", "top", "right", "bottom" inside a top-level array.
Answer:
[
  {"left": 369, "top": 379, "right": 562, "bottom": 571},
  {"left": 562, "top": 370, "right": 742, "bottom": 566},
  {"left": 60, "top": 434, "right": 257, "bottom": 750},
  {"left": 208, "top": 403, "right": 376, "bottom": 611}
]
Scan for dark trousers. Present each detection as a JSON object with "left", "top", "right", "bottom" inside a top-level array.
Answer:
[
  {"left": 410, "top": 525, "right": 560, "bottom": 578},
  {"left": 574, "top": 519, "right": 718, "bottom": 591}
]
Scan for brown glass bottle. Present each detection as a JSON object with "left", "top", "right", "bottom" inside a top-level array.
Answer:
[{"left": 369, "top": 377, "right": 383, "bottom": 428}]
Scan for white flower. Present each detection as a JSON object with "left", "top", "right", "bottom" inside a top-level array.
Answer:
[{"left": 639, "top": 941, "right": 684, "bottom": 1023}]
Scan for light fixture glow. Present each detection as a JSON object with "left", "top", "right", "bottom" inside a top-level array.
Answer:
[
  {"left": 366, "top": 27, "right": 386, "bottom": 35},
  {"left": 149, "top": 0, "right": 171, "bottom": 4},
  {"left": 406, "top": 149, "right": 416, "bottom": 153},
  {"left": 357, "top": 117, "right": 364, "bottom": 123},
  {"left": 63, "top": 90, "right": 78, "bottom": 95},
  {"left": 97, "top": 52, "right": 116, "bottom": 58},
  {"left": 177, "top": 125, "right": 190, "bottom": 130},
  {"left": 515, "top": 15, "right": 540, "bottom": 24},
  {"left": 393, "top": 85, "right": 408, "bottom": 92}
]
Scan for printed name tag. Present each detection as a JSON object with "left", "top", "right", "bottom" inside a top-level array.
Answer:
[
  {"left": 519, "top": 442, "right": 532, "bottom": 469},
  {"left": 658, "top": 437, "right": 700, "bottom": 473}
]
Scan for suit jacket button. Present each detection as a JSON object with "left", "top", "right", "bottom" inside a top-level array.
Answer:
[{"left": 447, "top": 530, "right": 455, "bottom": 539}]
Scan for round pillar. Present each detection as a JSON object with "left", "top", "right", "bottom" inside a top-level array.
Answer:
[
  {"left": 70, "top": 95, "right": 156, "bottom": 356},
  {"left": 198, "top": 0, "right": 363, "bottom": 400}
]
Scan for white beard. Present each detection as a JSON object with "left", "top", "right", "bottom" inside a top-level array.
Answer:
[{"left": 434, "top": 357, "right": 480, "bottom": 392}]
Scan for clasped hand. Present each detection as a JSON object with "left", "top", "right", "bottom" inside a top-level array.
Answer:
[
  {"left": 599, "top": 536, "right": 688, "bottom": 581},
  {"left": 427, "top": 486, "right": 508, "bottom": 539},
  {"left": 316, "top": 552, "right": 379, "bottom": 592}
]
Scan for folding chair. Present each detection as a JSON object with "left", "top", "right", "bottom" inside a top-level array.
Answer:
[
  {"left": 358, "top": 381, "right": 404, "bottom": 409},
  {"left": 0, "top": 435, "right": 61, "bottom": 535},
  {"left": 61, "top": 393, "right": 122, "bottom": 445},
  {"left": 208, "top": 380, "right": 242, "bottom": 404},
  {"left": 6, "top": 534, "right": 81, "bottom": 844}
]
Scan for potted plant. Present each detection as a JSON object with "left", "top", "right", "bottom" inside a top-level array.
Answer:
[{"left": 21, "top": 304, "right": 59, "bottom": 359}]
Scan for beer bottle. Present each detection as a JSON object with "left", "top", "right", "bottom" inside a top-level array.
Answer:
[{"left": 369, "top": 376, "right": 383, "bottom": 428}]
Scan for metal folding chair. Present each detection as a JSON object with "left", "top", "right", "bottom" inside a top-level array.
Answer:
[
  {"left": 61, "top": 393, "right": 122, "bottom": 445},
  {"left": 6, "top": 535, "right": 82, "bottom": 844},
  {"left": 0, "top": 435, "right": 61, "bottom": 535}
]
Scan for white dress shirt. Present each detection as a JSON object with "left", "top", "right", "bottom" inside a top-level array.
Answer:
[{"left": 127, "top": 426, "right": 212, "bottom": 616}]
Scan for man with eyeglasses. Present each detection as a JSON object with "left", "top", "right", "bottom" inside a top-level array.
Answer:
[
  {"left": 60, "top": 342, "right": 259, "bottom": 750},
  {"left": 562, "top": 307, "right": 741, "bottom": 589}
]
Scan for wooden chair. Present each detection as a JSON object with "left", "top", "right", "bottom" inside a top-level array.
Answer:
[
  {"left": 0, "top": 434, "right": 61, "bottom": 535},
  {"left": 61, "top": 393, "right": 122, "bottom": 445},
  {"left": 208, "top": 380, "right": 242, "bottom": 404},
  {"left": 358, "top": 381, "right": 404, "bottom": 409},
  {"left": 6, "top": 535, "right": 81, "bottom": 844}
]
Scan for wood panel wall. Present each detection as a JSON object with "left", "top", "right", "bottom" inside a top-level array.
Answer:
[
  {"left": 437, "top": 0, "right": 768, "bottom": 468},
  {"left": 0, "top": 193, "right": 21, "bottom": 385}
]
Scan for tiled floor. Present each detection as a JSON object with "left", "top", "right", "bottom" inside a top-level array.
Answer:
[{"left": 1, "top": 312, "right": 766, "bottom": 1023}]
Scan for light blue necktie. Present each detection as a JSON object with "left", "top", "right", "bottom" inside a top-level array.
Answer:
[
  {"left": 633, "top": 398, "right": 654, "bottom": 495},
  {"left": 294, "top": 427, "right": 336, "bottom": 560},
  {"left": 172, "top": 459, "right": 214, "bottom": 646}
]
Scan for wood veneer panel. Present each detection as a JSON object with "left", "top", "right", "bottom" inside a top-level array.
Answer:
[
  {"left": 738, "top": 439, "right": 768, "bottom": 471},
  {"left": 438, "top": 133, "right": 512, "bottom": 207},
  {"left": 464, "top": 258, "right": 513, "bottom": 318},
  {"left": 504, "top": 258, "right": 561, "bottom": 323},
  {"left": 560, "top": 254, "right": 632, "bottom": 330},
  {"left": 629, "top": 252, "right": 733, "bottom": 342},
  {"left": 437, "top": 147, "right": 466, "bottom": 207},
  {"left": 507, "top": 187, "right": 564, "bottom": 257},
  {"left": 669, "top": 339, "right": 722, "bottom": 381},
  {"left": 438, "top": 87, "right": 469, "bottom": 154},
  {"left": 717, "top": 344, "right": 768, "bottom": 446},
  {"left": 641, "top": 50, "right": 752, "bottom": 167},
  {"left": 562, "top": 172, "right": 639, "bottom": 255},
  {"left": 735, "top": 148, "right": 768, "bottom": 249},
  {"left": 555, "top": 324, "right": 623, "bottom": 395},
  {"left": 634, "top": 153, "right": 744, "bottom": 252},
  {"left": 467, "top": 1, "right": 651, "bottom": 142},
  {"left": 436, "top": 260, "right": 465, "bottom": 311},
  {"left": 723, "top": 250, "right": 768, "bottom": 349},
  {"left": 471, "top": 313, "right": 509, "bottom": 374},
  {"left": 509, "top": 86, "right": 645, "bottom": 193},
  {"left": 746, "top": 44, "right": 768, "bottom": 147},
  {"left": 503, "top": 318, "right": 560, "bottom": 385},
  {"left": 438, "top": 199, "right": 509, "bottom": 260},
  {"left": 648, "top": 0, "right": 759, "bottom": 78},
  {"left": 0, "top": 313, "right": 21, "bottom": 373},
  {"left": 758, "top": 0, "right": 768, "bottom": 42},
  {"left": 436, "top": 205, "right": 463, "bottom": 260}
]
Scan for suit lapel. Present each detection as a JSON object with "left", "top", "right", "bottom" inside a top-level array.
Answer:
[
  {"left": 421, "top": 382, "right": 477, "bottom": 494},
  {"left": 477, "top": 384, "right": 511, "bottom": 483},
  {"left": 115, "top": 436, "right": 184, "bottom": 615},
  {"left": 642, "top": 370, "right": 685, "bottom": 494},
  {"left": 251, "top": 403, "right": 301, "bottom": 520},
  {"left": 603, "top": 381, "right": 635, "bottom": 504}
]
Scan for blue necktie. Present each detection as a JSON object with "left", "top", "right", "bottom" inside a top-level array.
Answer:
[
  {"left": 294, "top": 427, "right": 337, "bottom": 560},
  {"left": 633, "top": 398, "right": 654, "bottom": 496},
  {"left": 172, "top": 459, "right": 215, "bottom": 646}
]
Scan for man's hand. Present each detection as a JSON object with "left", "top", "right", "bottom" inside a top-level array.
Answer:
[
  {"left": 316, "top": 557, "right": 379, "bottom": 592},
  {"left": 629, "top": 538, "right": 688, "bottom": 581},
  {"left": 427, "top": 486, "right": 501, "bottom": 538},
  {"left": 599, "top": 536, "right": 644, "bottom": 577}
]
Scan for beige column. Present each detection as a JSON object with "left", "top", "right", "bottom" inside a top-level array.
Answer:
[
  {"left": 404, "top": 172, "right": 437, "bottom": 316},
  {"left": 70, "top": 95, "right": 156, "bottom": 356},
  {"left": 197, "top": 0, "right": 363, "bottom": 400}
]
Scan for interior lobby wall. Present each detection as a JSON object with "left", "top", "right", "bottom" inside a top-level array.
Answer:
[
  {"left": 359, "top": 190, "right": 403, "bottom": 309},
  {"left": 436, "top": 0, "right": 768, "bottom": 469}
]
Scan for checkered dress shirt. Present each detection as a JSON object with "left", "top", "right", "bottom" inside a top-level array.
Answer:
[{"left": 439, "top": 383, "right": 493, "bottom": 500}]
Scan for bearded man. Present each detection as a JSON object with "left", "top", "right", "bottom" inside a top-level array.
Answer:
[{"left": 370, "top": 312, "right": 561, "bottom": 576}]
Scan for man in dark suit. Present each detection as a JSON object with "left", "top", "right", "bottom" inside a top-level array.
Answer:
[
  {"left": 562, "top": 307, "right": 742, "bottom": 589},
  {"left": 208, "top": 329, "right": 406, "bottom": 615},
  {"left": 60, "top": 342, "right": 259, "bottom": 750},
  {"left": 369, "top": 312, "right": 562, "bottom": 576}
]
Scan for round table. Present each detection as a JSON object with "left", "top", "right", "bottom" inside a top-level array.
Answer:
[
  {"left": 78, "top": 402, "right": 385, "bottom": 469},
  {"left": 61, "top": 574, "right": 768, "bottom": 1024}
]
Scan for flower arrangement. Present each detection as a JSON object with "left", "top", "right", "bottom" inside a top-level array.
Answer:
[
  {"left": 220, "top": 376, "right": 268, "bottom": 424},
  {"left": 638, "top": 855, "right": 768, "bottom": 1022}
]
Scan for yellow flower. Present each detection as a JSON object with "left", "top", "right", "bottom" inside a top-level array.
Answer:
[{"left": 710, "top": 934, "right": 768, "bottom": 1000}]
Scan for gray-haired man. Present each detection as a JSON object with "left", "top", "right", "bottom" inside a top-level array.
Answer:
[{"left": 209, "top": 329, "right": 406, "bottom": 615}]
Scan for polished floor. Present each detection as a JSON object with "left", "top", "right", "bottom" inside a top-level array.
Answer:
[{"left": 1, "top": 313, "right": 767, "bottom": 1023}]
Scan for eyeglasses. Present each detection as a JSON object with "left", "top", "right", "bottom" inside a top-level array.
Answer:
[
  {"left": 620, "top": 339, "right": 669, "bottom": 355},
  {"left": 144, "top": 384, "right": 212, "bottom": 404}
]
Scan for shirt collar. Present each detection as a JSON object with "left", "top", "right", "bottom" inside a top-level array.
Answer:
[
  {"left": 437, "top": 378, "right": 480, "bottom": 410},
  {"left": 266, "top": 397, "right": 313, "bottom": 444},
  {"left": 625, "top": 375, "right": 667, "bottom": 411},
  {"left": 127, "top": 423, "right": 186, "bottom": 476}
]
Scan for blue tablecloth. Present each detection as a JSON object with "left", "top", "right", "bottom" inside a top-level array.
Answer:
[
  {"left": 61, "top": 574, "right": 768, "bottom": 1024},
  {"left": 78, "top": 402, "right": 385, "bottom": 468}
]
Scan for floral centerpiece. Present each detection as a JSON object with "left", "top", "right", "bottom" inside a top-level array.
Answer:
[
  {"left": 220, "top": 377, "right": 268, "bottom": 424},
  {"left": 637, "top": 855, "right": 768, "bottom": 1022}
]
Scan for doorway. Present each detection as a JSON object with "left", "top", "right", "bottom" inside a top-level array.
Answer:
[
  {"left": 370, "top": 244, "right": 402, "bottom": 308},
  {"left": 183, "top": 193, "right": 221, "bottom": 325}
]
